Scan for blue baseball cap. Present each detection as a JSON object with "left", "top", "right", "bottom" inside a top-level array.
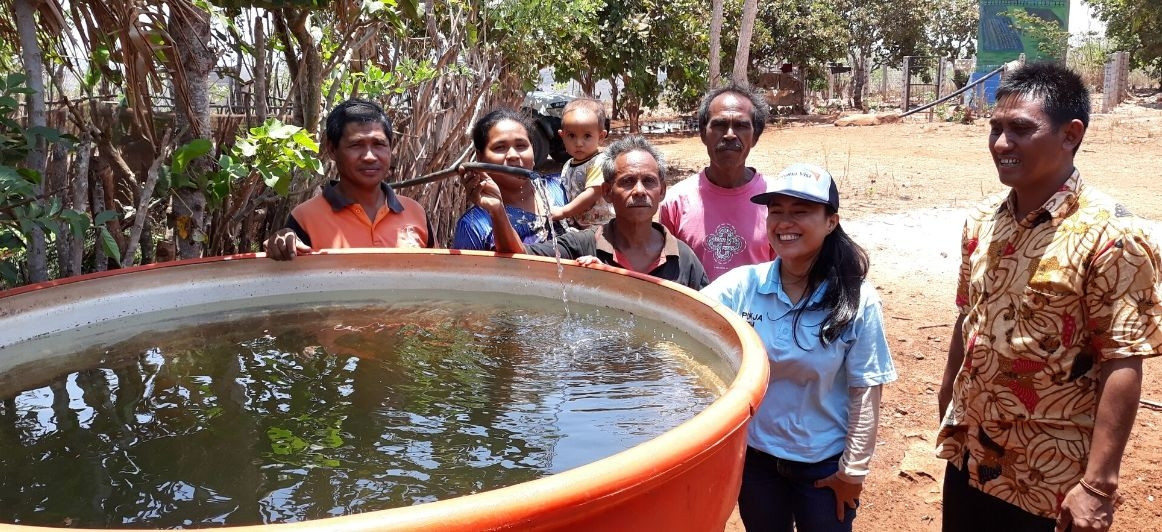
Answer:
[{"left": 750, "top": 163, "right": 839, "bottom": 210}]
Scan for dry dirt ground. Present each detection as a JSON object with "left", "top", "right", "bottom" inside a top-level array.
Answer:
[{"left": 644, "top": 94, "right": 1162, "bottom": 532}]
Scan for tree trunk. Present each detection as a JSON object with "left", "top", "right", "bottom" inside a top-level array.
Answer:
[
  {"left": 625, "top": 96, "right": 641, "bottom": 133},
  {"left": 90, "top": 172, "right": 107, "bottom": 272},
  {"left": 46, "top": 136, "right": 69, "bottom": 271},
  {"left": 67, "top": 134, "right": 92, "bottom": 276},
  {"left": 623, "top": 76, "right": 641, "bottom": 133},
  {"left": 732, "top": 0, "right": 758, "bottom": 85},
  {"left": 708, "top": 0, "right": 724, "bottom": 87},
  {"left": 609, "top": 76, "right": 620, "bottom": 121},
  {"left": 169, "top": 4, "right": 214, "bottom": 260},
  {"left": 47, "top": 68, "right": 73, "bottom": 276},
  {"left": 288, "top": 10, "right": 324, "bottom": 133},
  {"left": 852, "top": 54, "right": 869, "bottom": 111},
  {"left": 15, "top": 0, "right": 49, "bottom": 282},
  {"left": 254, "top": 14, "right": 268, "bottom": 123},
  {"left": 139, "top": 213, "right": 155, "bottom": 265},
  {"left": 272, "top": 12, "right": 298, "bottom": 121},
  {"left": 579, "top": 71, "right": 595, "bottom": 97},
  {"left": 122, "top": 132, "right": 170, "bottom": 267},
  {"left": 799, "top": 61, "right": 809, "bottom": 114}
]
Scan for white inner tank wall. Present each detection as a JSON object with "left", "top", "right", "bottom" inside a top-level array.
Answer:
[{"left": 0, "top": 254, "right": 746, "bottom": 379}]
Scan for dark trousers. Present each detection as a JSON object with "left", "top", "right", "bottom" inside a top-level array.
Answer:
[
  {"left": 738, "top": 447, "right": 856, "bottom": 532},
  {"left": 942, "top": 459, "right": 1058, "bottom": 532}
]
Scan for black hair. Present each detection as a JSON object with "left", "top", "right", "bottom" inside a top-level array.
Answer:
[
  {"left": 696, "top": 82, "right": 770, "bottom": 141},
  {"left": 792, "top": 216, "right": 869, "bottom": 348},
  {"left": 996, "top": 62, "right": 1089, "bottom": 153},
  {"left": 471, "top": 108, "right": 535, "bottom": 153},
  {"left": 324, "top": 98, "right": 393, "bottom": 148},
  {"left": 600, "top": 135, "right": 666, "bottom": 183}
]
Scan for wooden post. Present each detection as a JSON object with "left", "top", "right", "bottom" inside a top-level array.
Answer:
[
  {"left": 902, "top": 56, "right": 911, "bottom": 111},
  {"left": 936, "top": 58, "right": 945, "bottom": 101},
  {"left": 800, "top": 63, "right": 809, "bottom": 113},
  {"left": 880, "top": 65, "right": 888, "bottom": 100},
  {"left": 1118, "top": 51, "right": 1129, "bottom": 106},
  {"left": 931, "top": 58, "right": 944, "bottom": 122}
]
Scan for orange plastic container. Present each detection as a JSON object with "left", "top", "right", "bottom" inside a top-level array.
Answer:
[{"left": 0, "top": 250, "right": 768, "bottom": 531}]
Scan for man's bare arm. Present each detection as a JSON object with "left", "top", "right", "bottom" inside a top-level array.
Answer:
[
  {"left": 1086, "top": 357, "right": 1143, "bottom": 492},
  {"left": 1056, "top": 356, "right": 1142, "bottom": 532},
  {"left": 939, "top": 314, "right": 967, "bottom": 422}
]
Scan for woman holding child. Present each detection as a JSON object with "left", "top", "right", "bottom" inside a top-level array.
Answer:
[
  {"left": 702, "top": 163, "right": 897, "bottom": 532},
  {"left": 452, "top": 109, "right": 568, "bottom": 250}
]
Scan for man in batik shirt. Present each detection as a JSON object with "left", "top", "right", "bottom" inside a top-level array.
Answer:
[{"left": 937, "top": 62, "right": 1162, "bottom": 532}]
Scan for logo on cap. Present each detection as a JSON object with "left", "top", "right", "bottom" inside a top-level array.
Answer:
[{"left": 750, "top": 163, "right": 839, "bottom": 210}]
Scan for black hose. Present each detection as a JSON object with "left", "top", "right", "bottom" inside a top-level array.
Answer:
[{"left": 390, "top": 161, "right": 540, "bottom": 189}]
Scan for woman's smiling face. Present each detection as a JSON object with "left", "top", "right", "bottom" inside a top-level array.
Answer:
[
  {"left": 480, "top": 118, "right": 535, "bottom": 193},
  {"left": 765, "top": 194, "right": 837, "bottom": 271}
]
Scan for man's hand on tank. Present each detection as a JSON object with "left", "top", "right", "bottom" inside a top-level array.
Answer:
[{"left": 265, "top": 229, "right": 312, "bottom": 261}]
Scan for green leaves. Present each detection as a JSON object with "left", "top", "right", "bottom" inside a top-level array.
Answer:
[
  {"left": 93, "top": 210, "right": 118, "bottom": 226},
  {"left": 171, "top": 139, "right": 213, "bottom": 176},
  {"left": 0, "top": 74, "right": 95, "bottom": 288},
  {"left": 265, "top": 422, "right": 344, "bottom": 468},
  {"left": 1085, "top": 0, "right": 1162, "bottom": 76},
  {"left": 234, "top": 138, "right": 257, "bottom": 158},
  {"left": 291, "top": 130, "right": 319, "bottom": 153},
  {"left": 165, "top": 118, "right": 321, "bottom": 207},
  {"left": 1004, "top": 7, "right": 1069, "bottom": 61},
  {"left": 0, "top": 72, "right": 28, "bottom": 93},
  {"left": 208, "top": 118, "right": 323, "bottom": 202},
  {"left": 267, "top": 427, "right": 309, "bottom": 455},
  {"left": 98, "top": 226, "right": 122, "bottom": 264},
  {"left": 83, "top": 45, "right": 113, "bottom": 90},
  {"left": 266, "top": 122, "right": 300, "bottom": 140},
  {"left": 336, "top": 59, "right": 442, "bottom": 99},
  {"left": 362, "top": 0, "right": 395, "bottom": 15},
  {"left": 485, "top": 0, "right": 604, "bottom": 85}
]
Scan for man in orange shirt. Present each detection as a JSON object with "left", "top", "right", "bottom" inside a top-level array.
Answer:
[
  {"left": 265, "top": 99, "right": 434, "bottom": 260},
  {"left": 937, "top": 63, "right": 1161, "bottom": 532}
]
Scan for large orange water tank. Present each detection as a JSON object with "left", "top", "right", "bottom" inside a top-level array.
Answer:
[{"left": 0, "top": 250, "right": 768, "bottom": 531}]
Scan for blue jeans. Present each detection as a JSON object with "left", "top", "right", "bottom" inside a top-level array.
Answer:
[{"left": 738, "top": 447, "right": 856, "bottom": 532}]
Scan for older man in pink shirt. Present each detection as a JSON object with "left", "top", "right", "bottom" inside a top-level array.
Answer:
[{"left": 659, "top": 83, "right": 774, "bottom": 281}]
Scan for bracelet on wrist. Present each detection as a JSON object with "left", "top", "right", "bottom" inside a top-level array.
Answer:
[{"left": 1078, "top": 478, "right": 1116, "bottom": 501}]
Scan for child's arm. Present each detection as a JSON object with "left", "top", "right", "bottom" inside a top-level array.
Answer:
[{"left": 551, "top": 186, "right": 602, "bottom": 221}]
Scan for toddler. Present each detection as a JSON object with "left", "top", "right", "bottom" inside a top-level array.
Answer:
[{"left": 550, "top": 98, "right": 614, "bottom": 228}]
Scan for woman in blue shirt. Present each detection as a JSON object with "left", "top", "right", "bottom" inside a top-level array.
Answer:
[
  {"left": 452, "top": 109, "right": 567, "bottom": 250},
  {"left": 702, "top": 163, "right": 897, "bottom": 532}
]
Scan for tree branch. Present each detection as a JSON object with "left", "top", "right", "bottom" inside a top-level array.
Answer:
[{"left": 121, "top": 129, "right": 172, "bottom": 267}]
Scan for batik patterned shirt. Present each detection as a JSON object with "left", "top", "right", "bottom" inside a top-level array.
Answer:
[{"left": 937, "top": 170, "right": 1162, "bottom": 518}]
